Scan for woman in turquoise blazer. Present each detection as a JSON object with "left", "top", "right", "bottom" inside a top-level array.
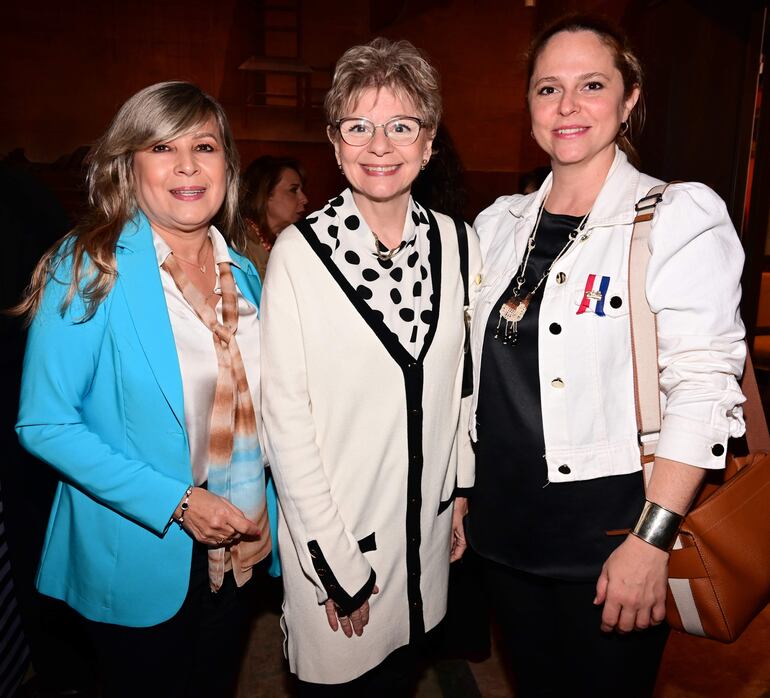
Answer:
[{"left": 16, "top": 82, "right": 277, "bottom": 698}]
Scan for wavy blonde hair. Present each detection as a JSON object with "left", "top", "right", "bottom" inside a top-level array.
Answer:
[{"left": 14, "top": 81, "right": 242, "bottom": 321}]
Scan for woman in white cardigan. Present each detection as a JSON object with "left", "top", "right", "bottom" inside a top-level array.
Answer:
[{"left": 260, "top": 38, "right": 480, "bottom": 694}]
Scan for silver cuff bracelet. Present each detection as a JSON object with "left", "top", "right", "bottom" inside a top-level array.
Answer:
[{"left": 631, "top": 500, "right": 683, "bottom": 551}]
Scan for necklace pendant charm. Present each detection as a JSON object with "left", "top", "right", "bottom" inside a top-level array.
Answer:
[
  {"left": 498, "top": 319, "right": 519, "bottom": 346},
  {"left": 499, "top": 296, "right": 529, "bottom": 323}
]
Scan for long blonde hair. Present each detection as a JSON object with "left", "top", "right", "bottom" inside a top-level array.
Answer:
[{"left": 14, "top": 81, "right": 243, "bottom": 322}]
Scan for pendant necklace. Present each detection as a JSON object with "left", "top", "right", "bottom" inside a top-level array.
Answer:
[
  {"left": 494, "top": 202, "right": 591, "bottom": 346},
  {"left": 172, "top": 242, "right": 212, "bottom": 274}
]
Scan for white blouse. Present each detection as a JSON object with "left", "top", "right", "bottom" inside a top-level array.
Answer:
[
  {"left": 315, "top": 188, "right": 434, "bottom": 357},
  {"left": 153, "top": 226, "right": 261, "bottom": 485}
]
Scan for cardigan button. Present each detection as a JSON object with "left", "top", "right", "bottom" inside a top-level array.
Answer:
[
  {"left": 549, "top": 323, "right": 562, "bottom": 335},
  {"left": 555, "top": 272, "right": 567, "bottom": 285},
  {"left": 550, "top": 378, "right": 565, "bottom": 389},
  {"left": 711, "top": 444, "right": 725, "bottom": 456},
  {"left": 558, "top": 464, "right": 571, "bottom": 475},
  {"left": 610, "top": 295, "right": 623, "bottom": 309}
]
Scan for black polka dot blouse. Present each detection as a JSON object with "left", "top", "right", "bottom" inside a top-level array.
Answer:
[{"left": 311, "top": 188, "right": 433, "bottom": 357}]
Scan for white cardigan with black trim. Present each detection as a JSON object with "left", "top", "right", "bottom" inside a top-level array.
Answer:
[{"left": 260, "top": 204, "right": 480, "bottom": 684}]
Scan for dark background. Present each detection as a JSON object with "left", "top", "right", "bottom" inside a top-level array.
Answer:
[
  {"left": 1, "top": 1, "right": 769, "bottom": 695},
  {"left": 2, "top": 0, "right": 768, "bottom": 333}
]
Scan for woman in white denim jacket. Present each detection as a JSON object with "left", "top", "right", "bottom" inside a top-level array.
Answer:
[{"left": 466, "top": 15, "right": 745, "bottom": 698}]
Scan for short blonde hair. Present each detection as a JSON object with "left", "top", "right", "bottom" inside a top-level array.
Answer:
[{"left": 325, "top": 38, "right": 442, "bottom": 132}]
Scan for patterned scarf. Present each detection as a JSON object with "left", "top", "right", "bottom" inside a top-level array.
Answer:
[{"left": 163, "top": 255, "right": 270, "bottom": 591}]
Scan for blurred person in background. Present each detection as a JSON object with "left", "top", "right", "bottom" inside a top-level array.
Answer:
[{"left": 240, "top": 155, "right": 307, "bottom": 279}]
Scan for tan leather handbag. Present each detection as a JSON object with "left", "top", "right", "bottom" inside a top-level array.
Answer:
[{"left": 628, "top": 185, "right": 770, "bottom": 643}]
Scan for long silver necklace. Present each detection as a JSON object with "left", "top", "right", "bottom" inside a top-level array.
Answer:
[{"left": 494, "top": 203, "right": 591, "bottom": 346}]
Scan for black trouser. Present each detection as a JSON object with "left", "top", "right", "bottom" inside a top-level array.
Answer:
[
  {"left": 482, "top": 558, "right": 669, "bottom": 698},
  {"left": 86, "top": 539, "right": 264, "bottom": 698}
]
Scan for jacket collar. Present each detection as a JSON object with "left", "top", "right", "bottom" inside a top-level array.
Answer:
[
  {"left": 116, "top": 211, "right": 152, "bottom": 252},
  {"left": 508, "top": 147, "right": 642, "bottom": 229},
  {"left": 117, "top": 212, "right": 252, "bottom": 264}
]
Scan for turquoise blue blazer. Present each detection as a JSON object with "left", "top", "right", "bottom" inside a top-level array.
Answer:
[{"left": 17, "top": 213, "right": 279, "bottom": 627}]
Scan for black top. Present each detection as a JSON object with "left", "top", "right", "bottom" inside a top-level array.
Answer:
[{"left": 467, "top": 210, "right": 644, "bottom": 581}]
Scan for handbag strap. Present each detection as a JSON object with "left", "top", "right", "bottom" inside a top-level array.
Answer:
[
  {"left": 628, "top": 186, "right": 667, "bottom": 463},
  {"left": 453, "top": 216, "right": 470, "bottom": 309},
  {"left": 453, "top": 215, "right": 474, "bottom": 398},
  {"left": 628, "top": 185, "right": 770, "bottom": 477}
]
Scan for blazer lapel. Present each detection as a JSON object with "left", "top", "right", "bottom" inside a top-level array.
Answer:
[
  {"left": 115, "top": 215, "right": 186, "bottom": 430},
  {"left": 230, "top": 260, "right": 262, "bottom": 309}
]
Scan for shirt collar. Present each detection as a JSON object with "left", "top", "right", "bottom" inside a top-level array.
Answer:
[
  {"left": 335, "top": 187, "right": 425, "bottom": 250},
  {"left": 507, "top": 147, "right": 641, "bottom": 228},
  {"left": 151, "top": 224, "right": 241, "bottom": 270}
]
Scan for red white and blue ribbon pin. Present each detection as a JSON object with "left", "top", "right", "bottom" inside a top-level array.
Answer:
[{"left": 577, "top": 274, "right": 610, "bottom": 316}]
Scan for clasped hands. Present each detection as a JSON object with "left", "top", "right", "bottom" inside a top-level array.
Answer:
[
  {"left": 324, "top": 585, "right": 380, "bottom": 638},
  {"left": 594, "top": 534, "right": 669, "bottom": 633},
  {"left": 174, "top": 487, "right": 261, "bottom": 547}
]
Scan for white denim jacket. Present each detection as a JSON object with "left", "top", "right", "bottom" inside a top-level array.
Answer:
[{"left": 470, "top": 148, "right": 746, "bottom": 484}]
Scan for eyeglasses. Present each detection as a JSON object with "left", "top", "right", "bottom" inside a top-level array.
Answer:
[{"left": 335, "top": 116, "right": 424, "bottom": 147}]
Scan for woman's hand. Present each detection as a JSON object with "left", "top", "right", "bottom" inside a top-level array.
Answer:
[
  {"left": 595, "top": 456, "right": 706, "bottom": 633},
  {"left": 594, "top": 534, "right": 668, "bottom": 632},
  {"left": 324, "top": 585, "right": 380, "bottom": 638},
  {"left": 175, "top": 487, "right": 261, "bottom": 546},
  {"left": 450, "top": 496, "right": 469, "bottom": 562}
]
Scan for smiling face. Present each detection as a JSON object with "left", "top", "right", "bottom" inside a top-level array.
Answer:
[
  {"left": 132, "top": 115, "right": 227, "bottom": 240},
  {"left": 330, "top": 86, "right": 433, "bottom": 207},
  {"left": 528, "top": 30, "right": 639, "bottom": 175},
  {"left": 266, "top": 167, "right": 308, "bottom": 235}
]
